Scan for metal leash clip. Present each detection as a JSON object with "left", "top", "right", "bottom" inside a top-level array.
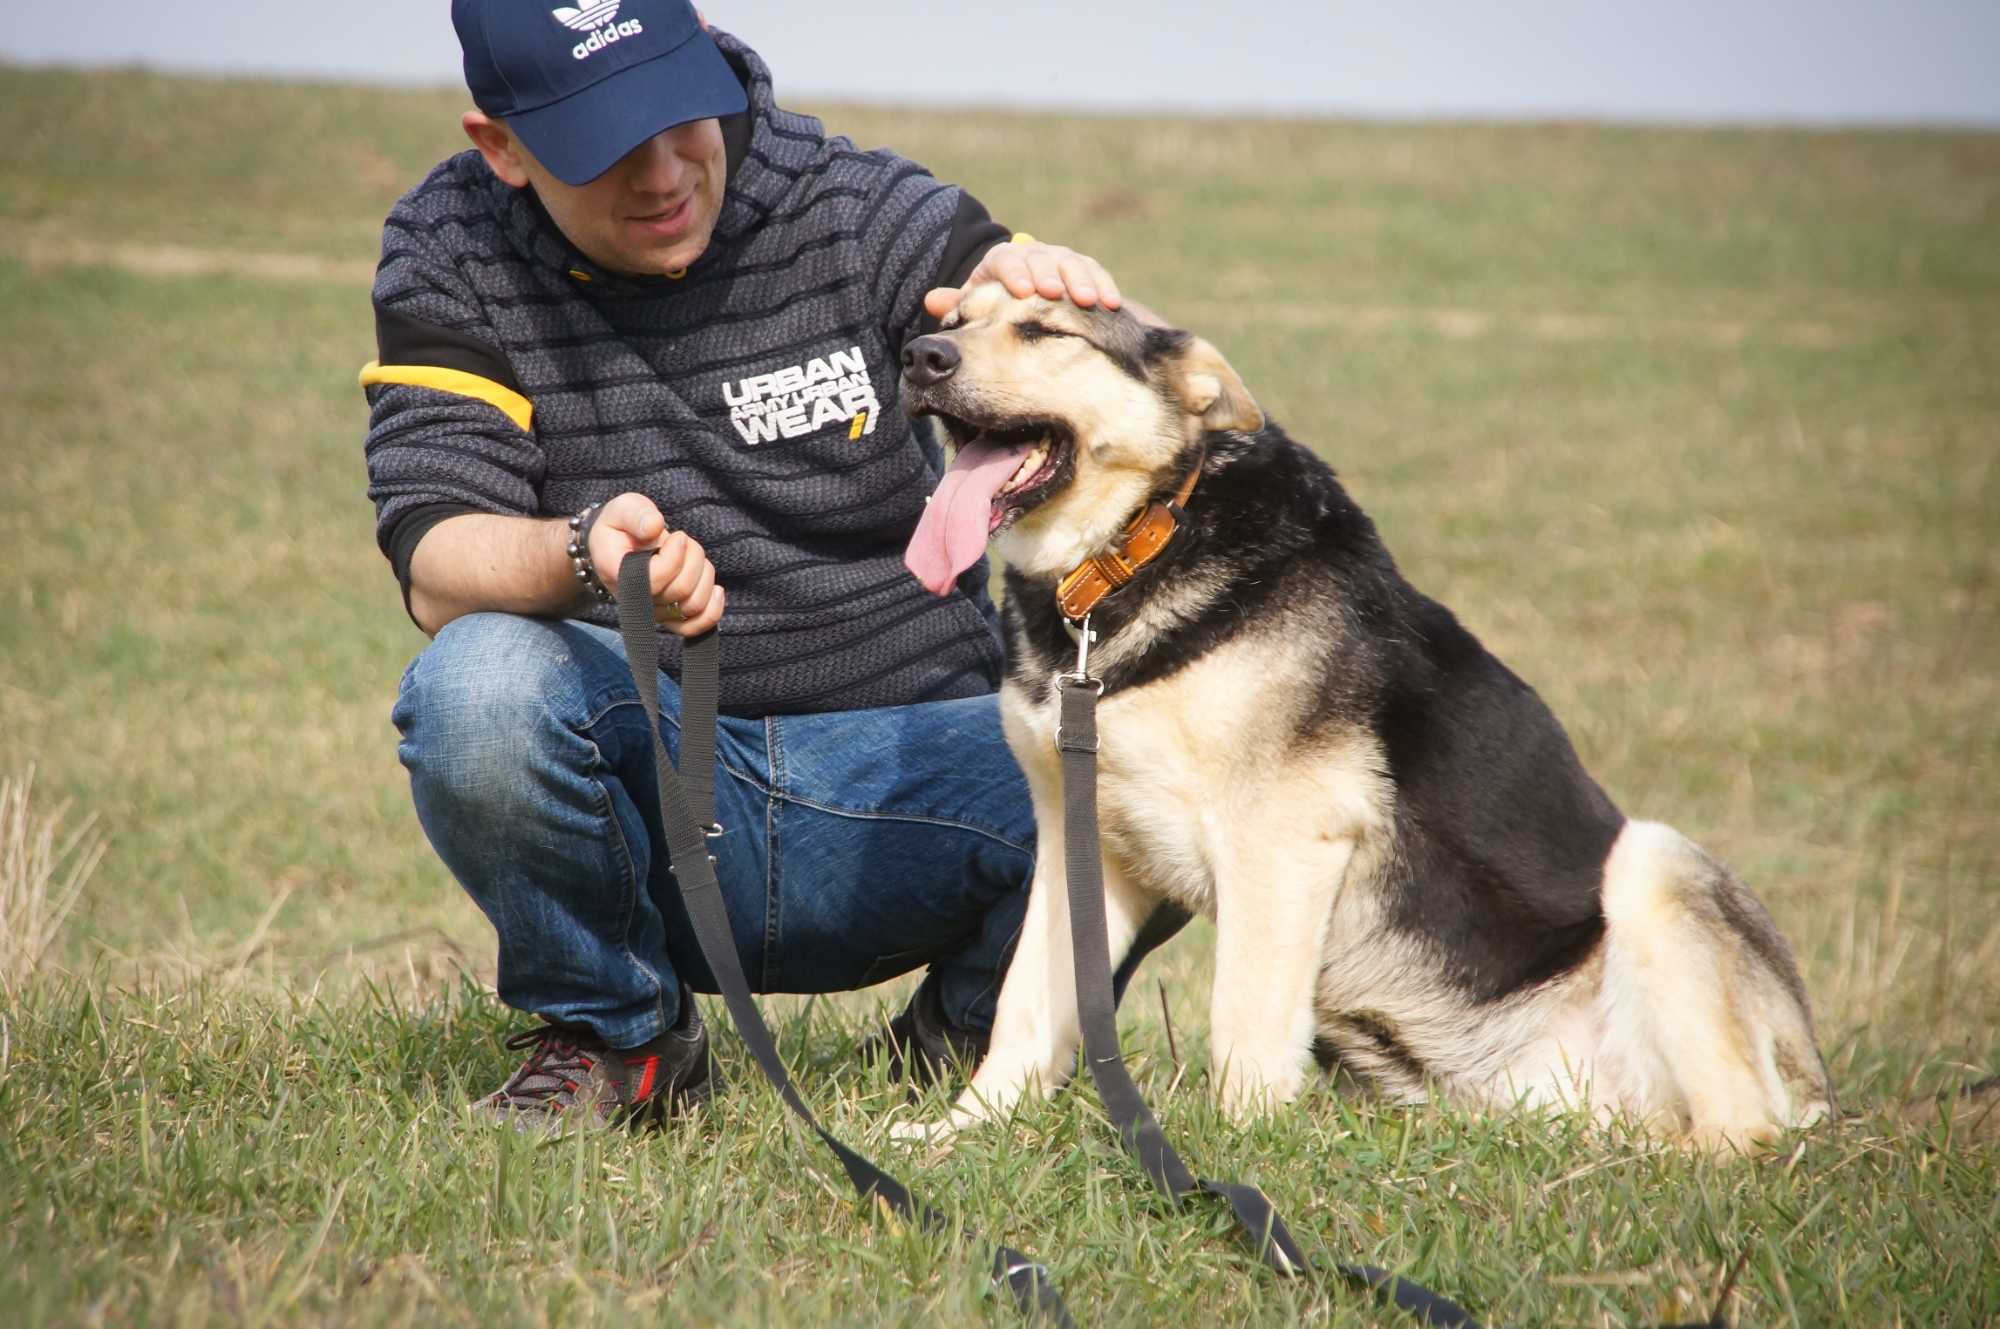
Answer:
[
  {"left": 1056, "top": 613, "right": 1103, "bottom": 755},
  {"left": 1061, "top": 612, "right": 1104, "bottom": 690}
]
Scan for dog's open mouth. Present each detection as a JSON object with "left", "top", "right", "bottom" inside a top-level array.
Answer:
[
  {"left": 904, "top": 411, "right": 1075, "bottom": 596},
  {"left": 933, "top": 413, "right": 1075, "bottom": 525}
]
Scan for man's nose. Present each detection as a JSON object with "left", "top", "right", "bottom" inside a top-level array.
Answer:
[
  {"left": 901, "top": 335, "right": 960, "bottom": 387},
  {"left": 627, "top": 130, "right": 690, "bottom": 192}
]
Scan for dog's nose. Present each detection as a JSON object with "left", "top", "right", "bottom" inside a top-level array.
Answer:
[{"left": 901, "top": 335, "right": 960, "bottom": 387}]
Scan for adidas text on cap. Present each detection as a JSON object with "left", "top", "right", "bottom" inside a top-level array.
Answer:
[{"left": 453, "top": 0, "right": 748, "bottom": 186}]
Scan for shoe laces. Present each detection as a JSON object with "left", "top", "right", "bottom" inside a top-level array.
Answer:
[{"left": 496, "top": 1024, "right": 601, "bottom": 1106}]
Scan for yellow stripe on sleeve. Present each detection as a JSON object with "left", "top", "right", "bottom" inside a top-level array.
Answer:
[{"left": 358, "top": 360, "right": 534, "bottom": 433}]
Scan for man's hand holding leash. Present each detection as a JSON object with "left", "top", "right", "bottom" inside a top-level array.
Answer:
[{"left": 587, "top": 492, "right": 724, "bottom": 635}]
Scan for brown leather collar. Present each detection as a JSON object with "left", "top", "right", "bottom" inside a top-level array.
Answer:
[{"left": 1055, "top": 446, "right": 1205, "bottom": 621}]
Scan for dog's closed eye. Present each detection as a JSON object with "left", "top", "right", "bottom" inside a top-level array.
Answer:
[{"left": 1015, "top": 320, "right": 1081, "bottom": 342}]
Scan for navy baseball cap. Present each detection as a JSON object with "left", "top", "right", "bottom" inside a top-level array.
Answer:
[{"left": 453, "top": 0, "right": 748, "bottom": 186}]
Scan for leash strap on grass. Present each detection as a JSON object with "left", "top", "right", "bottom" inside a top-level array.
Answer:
[
  {"left": 615, "top": 552, "right": 1072, "bottom": 1328},
  {"left": 1055, "top": 677, "right": 1480, "bottom": 1329}
]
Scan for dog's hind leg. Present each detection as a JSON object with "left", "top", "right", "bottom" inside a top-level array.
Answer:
[
  {"left": 1596, "top": 820, "right": 1834, "bottom": 1149},
  {"left": 1209, "top": 835, "right": 1352, "bottom": 1119}
]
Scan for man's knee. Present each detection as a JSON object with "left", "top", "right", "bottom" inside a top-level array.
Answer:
[{"left": 393, "top": 613, "right": 593, "bottom": 813}]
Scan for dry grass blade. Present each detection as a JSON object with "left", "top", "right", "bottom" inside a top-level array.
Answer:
[{"left": 0, "top": 766, "right": 106, "bottom": 996}]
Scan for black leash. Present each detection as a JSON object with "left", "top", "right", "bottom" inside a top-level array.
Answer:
[{"left": 615, "top": 551, "right": 1072, "bottom": 1326}]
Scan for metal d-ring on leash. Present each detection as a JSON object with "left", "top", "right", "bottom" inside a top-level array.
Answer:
[{"left": 613, "top": 550, "right": 1073, "bottom": 1327}]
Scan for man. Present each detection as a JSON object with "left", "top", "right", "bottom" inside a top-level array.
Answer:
[{"left": 361, "top": 0, "right": 1144, "bottom": 1129}]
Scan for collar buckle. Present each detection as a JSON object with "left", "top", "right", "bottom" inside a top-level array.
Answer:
[{"left": 1053, "top": 443, "right": 1207, "bottom": 623}]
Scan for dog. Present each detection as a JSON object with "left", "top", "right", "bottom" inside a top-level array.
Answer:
[{"left": 894, "top": 283, "right": 1835, "bottom": 1149}]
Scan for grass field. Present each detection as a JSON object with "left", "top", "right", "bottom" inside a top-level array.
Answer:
[{"left": 3, "top": 64, "right": 1997, "bottom": 1326}]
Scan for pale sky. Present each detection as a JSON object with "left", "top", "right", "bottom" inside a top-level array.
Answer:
[{"left": 6, "top": 1, "right": 1998, "bottom": 126}]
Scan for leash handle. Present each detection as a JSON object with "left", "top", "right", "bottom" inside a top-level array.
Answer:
[{"left": 614, "top": 551, "right": 1072, "bottom": 1328}]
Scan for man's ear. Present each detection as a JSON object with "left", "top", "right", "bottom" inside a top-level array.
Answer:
[
  {"left": 462, "top": 111, "right": 532, "bottom": 189},
  {"left": 1166, "top": 335, "right": 1263, "bottom": 434}
]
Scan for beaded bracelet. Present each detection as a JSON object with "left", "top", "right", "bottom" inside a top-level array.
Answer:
[{"left": 566, "top": 502, "right": 612, "bottom": 603}]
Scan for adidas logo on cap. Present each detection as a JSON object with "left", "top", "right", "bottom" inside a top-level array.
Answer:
[
  {"left": 552, "top": 0, "right": 619, "bottom": 31},
  {"left": 552, "top": 0, "right": 643, "bottom": 59}
]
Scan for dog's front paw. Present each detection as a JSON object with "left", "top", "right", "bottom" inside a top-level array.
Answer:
[
  {"left": 889, "top": 1116, "right": 959, "bottom": 1146},
  {"left": 1216, "top": 1053, "right": 1306, "bottom": 1122}
]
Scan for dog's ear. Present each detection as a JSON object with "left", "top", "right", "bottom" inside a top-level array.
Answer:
[{"left": 1159, "top": 332, "right": 1263, "bottom": 434}]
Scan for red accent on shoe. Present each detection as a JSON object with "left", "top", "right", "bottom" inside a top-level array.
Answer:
[{"left": 631, "top": 1056, "right": 660, "bottom": 1102}]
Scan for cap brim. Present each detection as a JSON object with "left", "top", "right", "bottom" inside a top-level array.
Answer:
[{"left": 505, "top": 30, "right": 748, "bottom": 187}]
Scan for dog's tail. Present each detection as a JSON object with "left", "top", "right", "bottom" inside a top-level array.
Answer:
[{"left": 1597, "top": 820, "right": 1835, "bottom": 1148}]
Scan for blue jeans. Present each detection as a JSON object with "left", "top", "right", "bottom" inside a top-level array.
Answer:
[{"left": 393, "top": 612, "right": 1039, "bottom": 1050}]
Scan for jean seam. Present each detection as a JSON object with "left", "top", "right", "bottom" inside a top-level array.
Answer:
[
  {"left": 770, "top": 791, "right": 1035, "bottom": 858},
  {"left": 762, "top": 714, "right": 785, "bottom": 988},
  {"left": 585, "top": 696, "right": 772, "bottom": 796},
  {"left": 585, "top": 691, "right": 679, "bottom": 736},
  {"left": 583, "top": 735, "right": 669, "bottom": 1046}
]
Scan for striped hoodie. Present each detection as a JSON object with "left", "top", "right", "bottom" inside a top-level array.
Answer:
[{"left": 361, "top": 30, "right": 1011, "bottom": 716}]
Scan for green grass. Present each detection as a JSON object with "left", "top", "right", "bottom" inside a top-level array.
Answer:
[{"left": 2, "top": 64, "right": 1997, "bottom": 1326}]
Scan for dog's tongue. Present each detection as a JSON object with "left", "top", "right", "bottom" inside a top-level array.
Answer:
[{"left": 904, "top": 437, "right": 1031, "bottom": 596}]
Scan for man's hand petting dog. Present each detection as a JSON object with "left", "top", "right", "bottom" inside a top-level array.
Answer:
[
  {"left": 589, "top": 491, "right": 725, "bottom": 634},
  {"left": 924, "top": 239, "right": 1123, "bottom": 320}
]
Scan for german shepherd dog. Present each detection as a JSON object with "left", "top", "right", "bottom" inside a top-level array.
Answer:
[{"left": 896, "top": 284, "right": 1835, "bottom": 1148}]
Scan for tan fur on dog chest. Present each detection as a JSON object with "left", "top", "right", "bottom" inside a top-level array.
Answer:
[{"left": 1002, "top": 631, "right": 1395, "bottom": 918}]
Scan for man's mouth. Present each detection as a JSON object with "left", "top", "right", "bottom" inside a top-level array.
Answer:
[{"left": 630, "top": 195, "right": 694, "bottom": 237}]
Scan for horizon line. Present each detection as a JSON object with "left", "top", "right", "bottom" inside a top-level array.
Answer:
[{"left": 6, "top": 57, "right": 1999, "bottom": 134}]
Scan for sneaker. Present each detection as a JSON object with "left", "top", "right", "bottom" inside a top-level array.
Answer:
[
  {"left": 474, "top": 991, "right": 717, "bottom": 1132},
  {"left": 861, "top": 971, "right": 988, "bottom": 1088}
]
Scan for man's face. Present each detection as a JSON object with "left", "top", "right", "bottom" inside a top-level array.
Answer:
[{"left": 467, "top": 114, "right": 728, "bottom": 278}]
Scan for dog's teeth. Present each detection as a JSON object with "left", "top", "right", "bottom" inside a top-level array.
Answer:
[{"left": 1000, "top": 445, "right": 1048, "bottom": 494}]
